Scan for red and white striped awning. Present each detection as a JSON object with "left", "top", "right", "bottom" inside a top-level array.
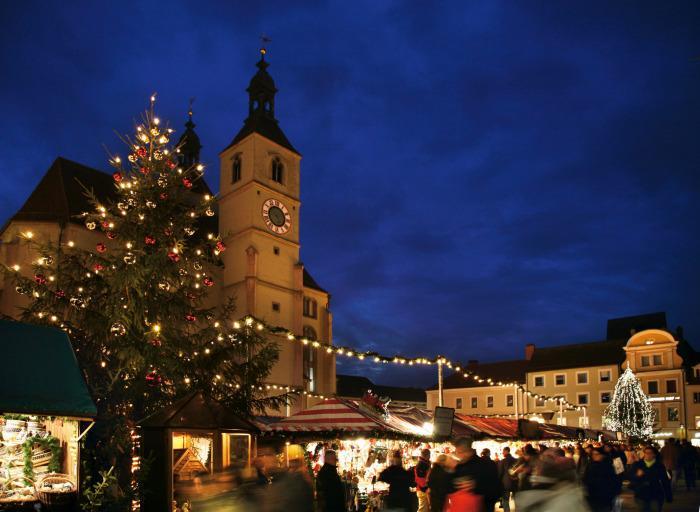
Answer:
[{"left": 265, "top": 398, "right": 395, "bottom": 433}]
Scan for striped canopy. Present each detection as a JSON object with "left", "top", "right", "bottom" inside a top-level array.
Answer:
[{"left": 265, "top": 397, "right": 396, "bottom": 433}]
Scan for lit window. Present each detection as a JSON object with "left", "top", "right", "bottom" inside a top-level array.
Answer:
[
  {"left": 303, "top": 325, "right": 317, "bottom": 341},
  {"left": 641, "top": 356, "right": 650, "bottom": 367},
  {"left": 471, "top": 397, "right": 478, "bottom": 408},
  {"left": 456, "top": 398, "right": 463, "bottom": 409},
  {"left": 648, "top": 381, "right": 659, "bottom": 395},
  {"left": 667, "top": 407, "right": 679, "bottom": 422},
  {"left": 271, "top": 157, "right": 284, "bottom": 184},
  {"left": 599, "top": 370, "right": 611, "bottom": 382},
  {"left": 555, "top": 374, "right": 566, "bottom": 386},
  {"left": 535, "top": 397, "right": 545, "bottom": 407},
  {"left": 506, "top": 395, "right": 514, "bottom": 407},
  {"left": 534, "top": 376, "right": 544, "bottom": 387},
  {"left": 487, "top": 396, "right": 494, "bottom": 408},
  {"left": 577, "top": 393, "right": 589, "bottom": 405},
  {"left": 600, "top": 392, "right": 611, "bottom": 404},
  {"left": 653, "top": 354, "right": 662, "bottom": 366},
  {"left": 303, "top": 345, "right": 316, "bottom": 392},
  {"left": 577, "top": 372, "right": 588, "bottom": 385},
  {"left": 694, "top": 392, "right": 700, "bottom": 404},
  {"left": 231, "top": 155, "right": 242, "bottom": 183}
]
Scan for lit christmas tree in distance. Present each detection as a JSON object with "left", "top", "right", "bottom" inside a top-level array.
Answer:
[{"left": 603, "top": 363, "right": 654, "bottom": 438}]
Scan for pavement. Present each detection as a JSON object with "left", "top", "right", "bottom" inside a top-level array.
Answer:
[{"left": 619, "top": 486, "right": 699, "bottom": 511}]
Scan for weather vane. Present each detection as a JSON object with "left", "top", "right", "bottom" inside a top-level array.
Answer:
[{"left": 260, "top": 33, "right": 272, "bottom": 56}]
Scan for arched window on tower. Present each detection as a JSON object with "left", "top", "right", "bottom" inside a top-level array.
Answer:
[
  {"left": 271, "top": 157, "right": 284, "bottom": 184},
  {"left": 231, "top": 154, "right": 242, "bottom": 183},
  {"left": 302, "top": 325, "right": 318, "bottom": 392}
]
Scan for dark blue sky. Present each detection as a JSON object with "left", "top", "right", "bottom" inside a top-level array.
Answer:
[{"left": 1, "top": 2, "right": 699, "bottom": 386}]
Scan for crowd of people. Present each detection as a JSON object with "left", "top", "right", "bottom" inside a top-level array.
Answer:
[{"left": 231, "top": 437, "right": 698, "bottom": 512}]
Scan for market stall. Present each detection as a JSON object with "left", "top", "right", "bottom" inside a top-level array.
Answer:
[
  {"left": 138, "top": 391, "right": 258, "bottom": 512},
  {"left": 0, "top": 320, "right": 97, "bottom": 510},
  {"left": 262, "top": 396, "right": 435, "bottom": 510}
]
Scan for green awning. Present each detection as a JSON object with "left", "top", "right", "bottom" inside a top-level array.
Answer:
[{"left": 0, "top": 320, "right": 97, "bottom": 418}]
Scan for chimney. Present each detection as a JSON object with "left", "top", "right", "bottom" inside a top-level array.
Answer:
[
  {"left": 467, "top": 359, "right": 479, "bottom": 370},
  {"left": 525, "top": 344, "right": 535, "bottom": 361}
]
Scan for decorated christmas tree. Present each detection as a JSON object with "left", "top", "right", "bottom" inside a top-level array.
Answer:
[
  {"left": 603, "top": 364, "right": 654, "bottom": 438},
  {"left": 5, "top": 98, "right": 284, "bottom": 501}
]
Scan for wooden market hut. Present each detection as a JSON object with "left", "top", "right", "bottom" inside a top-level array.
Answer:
[{"left": 138, "top": 392, "right": 259, "bottom": 511}]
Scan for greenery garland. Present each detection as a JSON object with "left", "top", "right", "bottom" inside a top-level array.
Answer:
[{"left": 23, "top": 435, "right": 61, "bottom": 484}]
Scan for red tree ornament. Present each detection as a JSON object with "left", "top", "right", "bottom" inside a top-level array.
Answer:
[
  {"left": 96, "top": 243, "right": 107, "bottom": 253},
  {"left": 182, "top": 178, "right": 193, "bottom": 189},
  {"left": 160, "top": 193, "right": 168, "bottom": 200},
  {"left": 93, "top": 263, "right": 104, "bottom": 272},
  {"left": 140, "top": 166, "right": 150, "bottom": 175},
  {"left": 145, "top": 370, "right": 162, "bottom": 387},
  {"left": 167, "top": 160, "right": 176, "bottom": 169},
  {"left": 215, "top": 241, "right": 226, "bottom": 253},
  {"left": 137, "top": 148, "right": 147, "bottom": 157},
  {"left": 185, "top": 313, "right": 197, "bottom": 322},
  {"left": 34, "top": 274, "right": 47, "bottom": 285},
  {"left": 106, "top": 231, "right": 117, "bottom": 240},
  {"left": 203, "top": 277, "right": 214, "bottom": 287},
  {"left": 113, "top": 171, "right": 123, "bottom": 182},
  {"left": 167, "top": 251, "right": 180, "bottom": 263},
  {"left": 55, "top": 289, "right": 65, "bottom": 298},
  {"left": 145, "top": 236, "right": 156, "bottom": 245}
]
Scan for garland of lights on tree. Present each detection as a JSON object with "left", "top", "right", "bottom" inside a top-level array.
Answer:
[{"left": 603, "top": 365, "right": 654, "bottom": 438}]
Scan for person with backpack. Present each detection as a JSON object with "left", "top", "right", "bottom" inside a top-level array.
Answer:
[{"left": 414, "top": 448, "right": 431, "bottom": 512}]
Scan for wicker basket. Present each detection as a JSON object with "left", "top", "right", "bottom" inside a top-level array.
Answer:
[
  {"left": 0, "top": 475, "right": 36, "bottom": 507},
  {"left": 34, "top": 473, "right": 77, "bottom": 507}
]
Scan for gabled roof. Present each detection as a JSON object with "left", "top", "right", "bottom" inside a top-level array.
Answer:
[
  {"left": 10, "top": 157, "right": 115, "bottom": 226},
  {"left": 0, "top": 320, "right": 97, "bottom": 418},
  {"left": 303, "top": 268, "right": 327, "bottom": 293},
  {"left": 337, "top": 374, "right": 426, "bottom": 403},
  {"left": 221, "top": 115, "right": 299, "bottom": 156},
  {"left": 427, "top": 360, "right": 529, "bottom": 391},
  {"left": 606, "top": 312, "right": 667, "bottom": 340},
  {"left": 527, "top": 339, "right": 626, "bottom": 372},
  {"left": 139, "top": 391, "right": 258, "bottom": 431}
]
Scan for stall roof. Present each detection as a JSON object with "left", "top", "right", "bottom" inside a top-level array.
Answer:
[
  {"left": 263, "top": 398, "right": 398, "bottom": 433},
  {"left": 455, "top": 415, "right": 521, "bottom": 439},
  {"left": 0, "top": 320, "right": 97, "bottom": 418},
  {"left": 139, "top": 392, "right": 258, "bottom": 432}
]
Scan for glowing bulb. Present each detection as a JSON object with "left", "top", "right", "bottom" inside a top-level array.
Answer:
[{"left": 12, "top": 264, "right": 20, "bottom": 271}]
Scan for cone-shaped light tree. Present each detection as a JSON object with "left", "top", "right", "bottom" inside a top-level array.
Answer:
[
  {"left": 603, "top": 364, "right": 654, "bottom": 438},
  {"left": 5, "top": 100, "right": 284, "bottom": 499}
]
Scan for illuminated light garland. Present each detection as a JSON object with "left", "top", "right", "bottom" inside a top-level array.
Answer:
[{"left": 602, "top": 365, "right": 654, "bottom": 438}]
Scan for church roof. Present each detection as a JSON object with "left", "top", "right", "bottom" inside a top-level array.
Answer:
[
  {"left": 303, "top": 268, "right": 327, "bottom": 293},
  {"left": 9, "top": 156, "right": 115, "bottom": 226},
  {"left": 527, "top": 339, "right": 627, "bottom": 372},
  {"left": 222, "top": 114, "right": 299, "bottom": 156},
  {"left": 606, "top": 312, "right": 667, "bottom": 340}
]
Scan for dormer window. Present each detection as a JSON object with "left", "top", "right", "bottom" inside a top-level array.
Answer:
[
  {"left": 231, "top": 155, "right": 242, "bottom": 183},
  {"left": 271, "top": 157, "right": 284, "bottom": 184}
]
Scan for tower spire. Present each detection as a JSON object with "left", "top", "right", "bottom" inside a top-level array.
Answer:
[{"left": 177, "top": 98, "right": 202, "bottom": 168}]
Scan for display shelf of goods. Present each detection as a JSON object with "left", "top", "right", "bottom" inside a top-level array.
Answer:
[{"left": 34, "top": 473, "right": 77, "bottom": 508}]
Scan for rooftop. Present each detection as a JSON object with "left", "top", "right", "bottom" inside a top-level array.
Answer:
[{"left": 427, "top": 359, "right": 529, "bottom": 391}]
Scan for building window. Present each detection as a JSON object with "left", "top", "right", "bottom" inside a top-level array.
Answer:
[
  {"left": 693, "top": 392, "right": 700, "bottom": 404},
  {"left": 487, "top": 396, "right": 494, "bottom": 408},
  {"left": 576, "top": 372, "right": 588, "bottom": 385},
  {"left": 271, "top": 157, "right": 284, "bottom": 183},
  {"left": 695, "top": 368, "right": 700, "bottom": 378},
  {"left": 653, "top": 408, "right": 660, "bottom": 422},
  {"left": 667, "top": 407, "right": 679, "bottom": 422},
  {"left": 641, "top": 356, "right": 650, "bottom": 367},
  {"left": 600, "top": 392, "right": 611, "bottom": 404},
  {"left": 577, "top": 393, "right": 589, "bottom": 406},
  {"left": 273, "top": 246, "right": 280, "bottom": 255},
  {"left": 456, "top": 398, "right": 463, "bottom": 409},
  {"left": 303, "top": 325, "right": 317, "bottom": 341},
  {"left": 471, "top": 397, "right": 478, "bottom": 408},
  {"left": 695, "top": 416, "right": 700, "bottom": 429},
  {"left": 599, "top": 369, "right": 611, "bottom": 382},
  {"left": 648, "top": 381, "right": 659, "bottom": 395},
  {"left": 555, "top": 374, "right": 566, "bottom": 386},
  {"left": 302, "top": 345, "right": 316, "bottom": 392},
  {"left": 506, "top": 395, "right": 514, "bottom": 407},
  {"left": 666, "top": 380, "right": 677, "bottom": 394},
  {"left": 271, "top": 302, "right": 280, "bottom": 312},
  {"left": 303, "top": 297, "right": 318, "bottom": 318},
  {"left": 534, "top": 376, "right": 544, "bottom": 387},
  {"left": 535, "top": 397, "right": 545, "bottom": 407},
  {"left": 653, "top": 354, "right": 662, "bottom": 366},
  {"left": 231, "top": 155, "right": 242, "bottom": 183}
]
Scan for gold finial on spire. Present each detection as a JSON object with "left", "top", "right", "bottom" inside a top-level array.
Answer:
[
  {"left": 188, "top": 97, "right": 195, "bottom": 120},
  {"left": 260, "top": 34, "right": 272, "bottom": 58}
]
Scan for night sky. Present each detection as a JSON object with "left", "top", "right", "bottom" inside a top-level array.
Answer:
[{"left": 1, "top": 2, "right": 699, "bottom": 387}]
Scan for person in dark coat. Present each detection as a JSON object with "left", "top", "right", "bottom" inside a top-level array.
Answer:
[
  {"left": 427, "top": 454, "right": 450, "bottom": 512},
  {"left": 582, "top": 447, "right": 621, "bottom": 512},
  {"left": 379, "top": 450, "right": 414, "bottom": 512},
  {"left": 679, "top": 440, "right": 697, "bottom": 490},
  {"left": 480, "top": 448, "right": 502, "bottom": 512},
  {"left": 413, "top": 448, "right": 431, "bottom": 512},
  {"left": 316, "top": 450, "right": 346, "bottom": 512},
  {"left": 445, "top": 438, "right": 488, "bottom": 510},
  {"left": 629, "top": 446, "right": 672, "bottom": 512},
  {"left": 497, "top": 447, "right": 517, "bottom": 512}
]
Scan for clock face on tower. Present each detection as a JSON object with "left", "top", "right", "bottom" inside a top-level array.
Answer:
[{"left": 262, "top": 198, "right": 292, "bottom": 234}]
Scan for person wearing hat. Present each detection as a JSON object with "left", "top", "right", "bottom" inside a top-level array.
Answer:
[
  {"left": 316, "top": 450, "right": 346, "bottom": 512},
  {"left": 582, "top": 446, "right": 621, "bottom": 512},
  {"left": 379, "top": 449, "right": 414, "bottom": 511},
  {"left": 428, "top": 454, "right": 450, "bottom": 512},
  {"left": 444, "top": 437, "right": 486, "bottom": 512}
]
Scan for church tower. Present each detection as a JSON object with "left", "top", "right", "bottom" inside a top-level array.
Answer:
[{"left": 218, "top": 50, "right": 333, "bottom": 408}]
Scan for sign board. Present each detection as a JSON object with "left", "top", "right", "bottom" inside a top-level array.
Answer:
[{"left": 433, "top": 407, "right": 454, "bottom": 438}]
